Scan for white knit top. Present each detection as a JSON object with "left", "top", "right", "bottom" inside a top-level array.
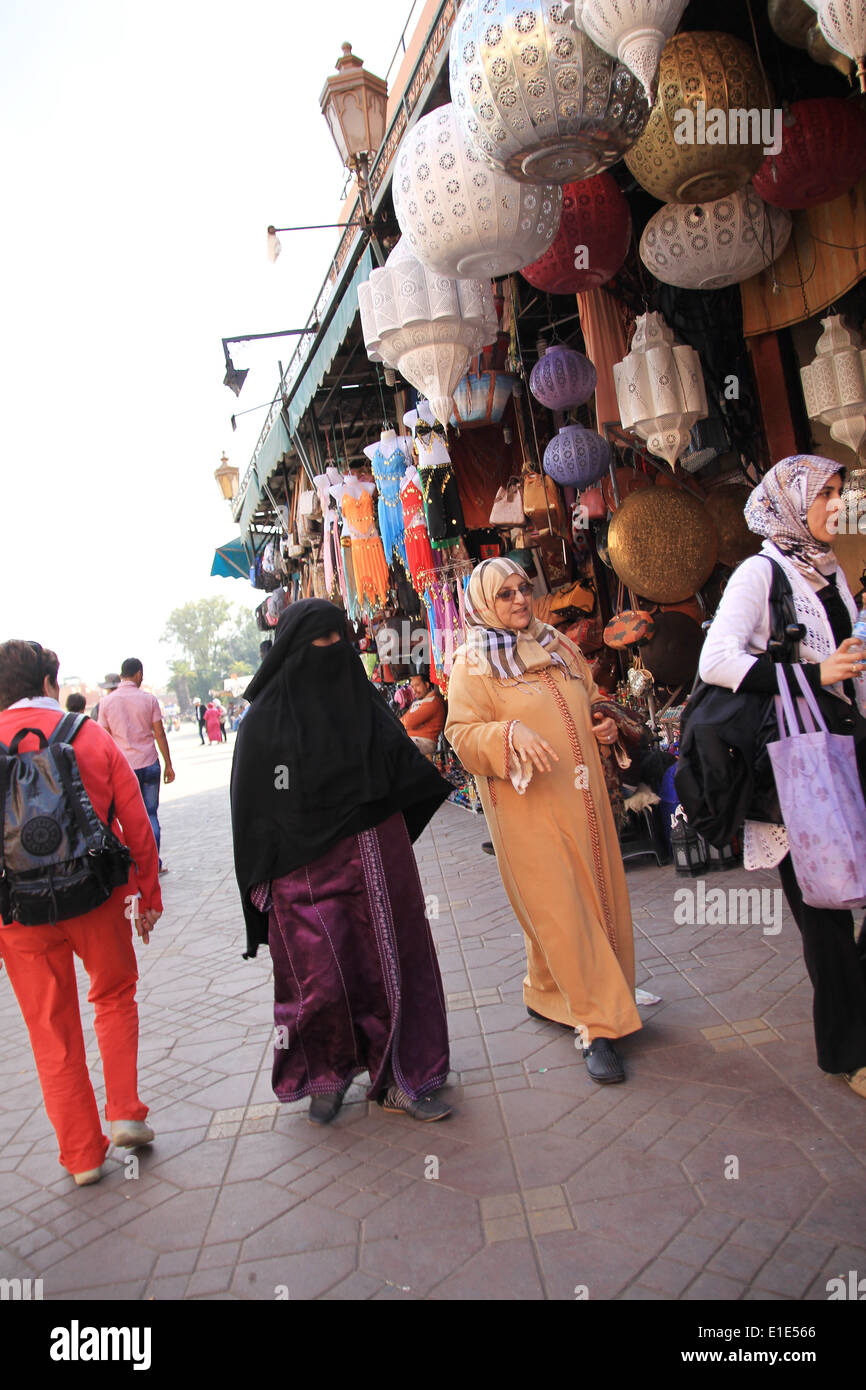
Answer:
[{"left": 698, "top": 540, "right": 866, "bottom": 869}]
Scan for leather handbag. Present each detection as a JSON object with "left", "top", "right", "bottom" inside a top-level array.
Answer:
[
  {"left": 523, "top": 471, "right": 568, "bottom": 539},
  {"left": 489, "top": 478, "right": 527, "bottom": 527},
  {"left": 579, "top": 486, "right": 606, "bottom": 522},
  {"left": 564, "top": 613, "right": 604, "bottom": 654}
]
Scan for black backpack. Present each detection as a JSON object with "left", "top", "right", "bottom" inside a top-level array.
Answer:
[
  {"left": 673, "top": 559, "right": 803, "bottom": 847},
  {"left": 0, "top": 713, "right": 132, "bottom": 925}
]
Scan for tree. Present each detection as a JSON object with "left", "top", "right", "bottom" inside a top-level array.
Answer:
[{"left": 161, "top": 598, "right": 261, "bottom": 705}]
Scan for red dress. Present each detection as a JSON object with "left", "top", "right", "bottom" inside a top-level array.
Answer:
[
  {"left": 205, "top": 707, "right": 222, "bottom": 743},
  {"left": 401, "top": 478, "right": 436, "bottom": 592}
]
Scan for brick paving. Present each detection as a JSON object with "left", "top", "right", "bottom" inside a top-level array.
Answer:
[{"left": 0, "top": 725, "right": 864, "bottom": 1300}]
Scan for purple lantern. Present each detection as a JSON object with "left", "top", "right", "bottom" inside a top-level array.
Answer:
[
  {"left": 530, "top": 345, "right": 597, "bottom": 412},
  {"left": 543, "top": 424, "right": 611, "bottom": 489}
]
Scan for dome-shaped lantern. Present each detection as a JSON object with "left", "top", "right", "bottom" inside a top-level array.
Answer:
[
  {"left": 624, "top": 32, "right": 770, "bottom": 203},
  {"left": 613, "top": 311, "right": 708, "bottom": 469},
  {"left": 543, "top": 424, "right": 612, "bottom": 488},
  {"left": 358, "top": 239, "right": 500, "bottom": 429},
  {"left": 449, "top": 0, "right": 651, "bottom": 185},
  {"left": 393, "top": 103, "right": 562, "bottom": 279},
  {"left": 530, "top": 344, "right": 597, "bottom": 411},
  {"left": 639, "top": 187, "right": 792, "bottom": 291},
  {"left": 811, "top": 0, "right": 866, "bottom": 92},
  {"left": 576, "top": 0, "right": 690, "bottom": 102},
  {"left": 753, "top": 100, "right": 866, "bottom": 209},
  {"left": 800, "top": 314, "right": 866, "bottom": 456},
  {"left": 521, "top": 173, "right": 632, "bottom": 295}
]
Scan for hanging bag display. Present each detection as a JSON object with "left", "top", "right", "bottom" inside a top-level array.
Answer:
[
  {"left": 489, "top": 478, "right": 527, "bottom": 527},
  {"left": 522, "top": 470, "right": 568, "bottom": 539},
  {"left": 768, "top": 665, "right": 866, "bottom": 911}
]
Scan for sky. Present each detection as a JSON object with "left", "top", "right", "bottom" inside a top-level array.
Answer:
[{"left": 0, "top": 0, "right": 420, "bottom": 689}]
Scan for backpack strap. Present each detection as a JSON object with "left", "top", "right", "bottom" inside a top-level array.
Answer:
[
  {"left": 48, "top": 713, "right": 87, "bottom": 747},
  {"left": 8, "top": 727, "right": 50, "bottom": 754},
  {"left": 766, "top": 557, "right": 803, "bottom": 663}
]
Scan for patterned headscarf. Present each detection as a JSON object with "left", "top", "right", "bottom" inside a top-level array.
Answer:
[
  {"left": 462, "top": 557, "right": 576, "bottom": 680},
  {"left": 744, "top": 455, "right": 844, "bottom": 579}
]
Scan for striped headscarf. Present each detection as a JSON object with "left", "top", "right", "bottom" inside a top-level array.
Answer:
[
  {"left": 462, "top": 557, "right": 576, "bottom": 681},
  {"left": 744, "top": 455, "right": 844, "bottom": 580}
]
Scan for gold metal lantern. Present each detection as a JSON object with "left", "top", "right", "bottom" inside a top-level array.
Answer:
[
  {"left": 624, "top": 32, "right": 770, "bottom": 203},
  {"left": 608, "top": 488, "right": 719, "bottom": 602}
]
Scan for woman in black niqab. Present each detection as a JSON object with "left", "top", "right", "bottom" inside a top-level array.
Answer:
[{"left": 230, "top": 600, "right": 453, "bottom": 1125}]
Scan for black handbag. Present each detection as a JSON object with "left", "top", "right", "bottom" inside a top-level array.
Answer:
[{"left": 674, "top": 559, "right": 803, "bottom": 846}]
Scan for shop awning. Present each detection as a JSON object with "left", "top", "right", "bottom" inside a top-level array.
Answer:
[
  {"left": 235, "top": 413, "right": 292, "bottom": 535},
  {"left": 285, "top": 245, "right": 374, "bottom": 436},
  {"left": 211, "top": 537, "right": 252, "bottom": 580}
]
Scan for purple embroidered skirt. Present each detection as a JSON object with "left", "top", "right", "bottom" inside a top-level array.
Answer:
[{"left": 264, "top": 812, "right": 449, "bottom": 1103}]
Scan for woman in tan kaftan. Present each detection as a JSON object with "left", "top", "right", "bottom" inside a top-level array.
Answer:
[{"left": 445, "top": 558, "right": 641, "bottom": 1082}]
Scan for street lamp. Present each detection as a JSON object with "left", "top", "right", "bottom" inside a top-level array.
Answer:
[
  {"left": 320, "top": 42, "right": 388, "bottom": 223},
  {"left": 222, "top": 326, "right": 317, "bottom": 396},
  {"left": 214, "top": 452, "right": 239, "bottom": 501}
]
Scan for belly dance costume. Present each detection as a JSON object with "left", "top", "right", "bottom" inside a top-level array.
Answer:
[
  {"left": 414, "top": 423, "right": 465, "bottom": 549},
  {"left": 365, "top": 439, "right": 411, "bottom": 572},
  {"left": 340, "top": 488, "right": 390, "bottom": 609},
  {"left": 401, "top": 470, "right": 436, "bottom": 592}
]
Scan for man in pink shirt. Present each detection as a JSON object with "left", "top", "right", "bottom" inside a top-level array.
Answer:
[{"left": 99, "top": 657, "right": 175, "bottom": 874}]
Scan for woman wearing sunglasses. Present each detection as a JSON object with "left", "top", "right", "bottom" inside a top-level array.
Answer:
[{"left": 446, "top": 558, "right": 641, "bottom": 1083}]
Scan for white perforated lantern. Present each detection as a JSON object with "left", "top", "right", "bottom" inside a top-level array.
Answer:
[
  {"left": 393, "top": 103, "right": 562, "bottom": 278},
  {"left": 801, "top": 314, "right": 866, "bottom": 456},
  {"left": 358, "top": 238, "right": 499, "bottom": 429},
  {"left": 575, "top": 0, "right": 690, "bottom": 102},
  {"left": 449, "top": 0, "right": 651, "bottom": 185},
  {"left": 810, "top": 0, "right": 866, "bottom": 92},
  {"left": 613, "top": 311, "right": 708, "bottom": 468},
  {"left": 639, "top": 187, "right": 792, "bottom": 291}
]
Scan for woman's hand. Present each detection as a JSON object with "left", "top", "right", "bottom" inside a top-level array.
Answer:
[
  {"left": 591, "top": 715, "right": 619, "bottom": 747},
  {"left": 136, "top": 908, "right": 162, "bottom": 944},
  {"left": 819, "top": 638, "right": 866, "bottom": 687},
  {"left": 511, "top": 722, "right": 559, "bottom": 774}
]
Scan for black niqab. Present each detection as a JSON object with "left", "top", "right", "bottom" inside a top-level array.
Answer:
[{"left": 230, "top": 600, "right": 451, "bottom": 957}]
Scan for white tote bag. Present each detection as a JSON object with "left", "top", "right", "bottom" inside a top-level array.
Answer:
[{"left": 768, "top": 665, "right": 866, "bottom": 910}]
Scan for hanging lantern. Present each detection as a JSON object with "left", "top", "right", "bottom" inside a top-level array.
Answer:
[
  {"left": 576, "top": 0, "right": 690, "bottom": 102},
  {"left": 543, "top": 424, "right": 611, "bottom": 487},
  {"left": 449, "top": 0, "right": 650, "bottom": 185},
  {"left": 530, "top": 344, "right": 597, "bottom": 411},
  {"left": 805, "top": 17, "right": 857, "bottom": 76},
  {"left": 449, "top": 371, "right": 517, "bottom": 428},
  {"left": 608, "top": 489, "right": 719, "bottom": 602},
  {"left": 811, "top": 0, "right": 866, "bottom": 92},
  {"left": 392, "top": 103, "right": 562, "bottom": 279},
  {"left": 624, "top": 32, "right": 770, "bottom": 203},
  {"left": 768, "top": 0, "right": 855, "bottom": 74},
  {"left": 521, "top": 173, "right": 632, "bottom": 294},
  {"left": 800, "top": 314, "right": 866, "bottom": 456},
  {"left": 639, "top": 187, "right": 792, "bottom": 291},
  {"left": 753, "top": 100, "right": 866, "bottom": 210},
  {"left": 613, "top": 311, "right": 708, "bottom": 469},
  {"left": 358, "top": 238, "right": 499, "bottom": 429}
]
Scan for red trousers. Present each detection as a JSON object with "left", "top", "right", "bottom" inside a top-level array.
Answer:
[{"left": 0, "top": 888, "right": 147, "bottom": 1173}]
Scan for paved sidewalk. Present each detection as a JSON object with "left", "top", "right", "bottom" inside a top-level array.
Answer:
[{"left": 0, "top": 726, "right": 864, "bottom": 1300}]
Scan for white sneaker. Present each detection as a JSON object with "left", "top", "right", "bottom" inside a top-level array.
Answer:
[
  {"left": 111, "top": 1120, "right": 155, "bottom": 1148},
  {"left": 73, "top": 1167, "right": 103, "bottom": 1186}
]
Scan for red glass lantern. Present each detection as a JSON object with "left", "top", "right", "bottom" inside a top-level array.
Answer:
[
  {"left": 521, "top": 173, "right": 632, "bottom": 296},
  {"left": 753, "top": 99, "right": 866, "bottom": 210}
]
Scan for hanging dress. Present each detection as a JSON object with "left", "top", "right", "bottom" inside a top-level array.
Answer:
[
  {"left": 340, "top": 489, "right": 390, "bottom": 609},
  {"left": 366, "top": 440, "right": 411, "bottom": 571},
  {"left": 401, "top": 473, "right": 437, "bottom": 591},
  {"left": 414, "top": 423, "right": 465, "bottom": 548}
]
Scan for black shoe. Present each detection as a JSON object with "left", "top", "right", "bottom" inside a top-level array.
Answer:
[
  {"left": 583, "top": 1038, "right": 625, "bottom": 1084},
  {"left": 307, "top": 1090, "right": 345, "bottom": 1125},
  {"left": 526, "top": 1007, "right": 572, "bottom": 1030},
  {"left": 481, "top": 841, "right": 495, "bottom": 856},
  {"left": 381, "top": 1085, "right": 452, "bottom": 1121}
]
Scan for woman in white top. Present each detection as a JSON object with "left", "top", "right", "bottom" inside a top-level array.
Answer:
[{"left": 699, "top": 455, "right": 866, "bottom": 1100}]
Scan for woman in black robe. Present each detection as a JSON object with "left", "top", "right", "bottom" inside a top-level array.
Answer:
[{"left": 231, "top": 600, "right": 453, "bottom": 1125}]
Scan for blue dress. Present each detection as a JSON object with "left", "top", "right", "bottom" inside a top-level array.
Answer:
[{"left": 370, "top": 444, "right": 409, "bottom": 571}]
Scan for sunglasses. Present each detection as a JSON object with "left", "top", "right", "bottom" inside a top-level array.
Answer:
[{"left": 497, "top": 582, "right": 533, "bottom": 602}]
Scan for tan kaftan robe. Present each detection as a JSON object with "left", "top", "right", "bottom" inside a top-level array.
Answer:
[{"left": 445, "top": 642, "right": 641, "bottom": 1042}]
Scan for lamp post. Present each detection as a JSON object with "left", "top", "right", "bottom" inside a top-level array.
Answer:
[
  {"left": 221, "top": 326, "right": 317, "bottom": 396},
  {"left": 320, "top": 42, "right": 388, "bottom": 227},
  {"left": 214, "top": 452, "right": 239, "bottom": 502}
]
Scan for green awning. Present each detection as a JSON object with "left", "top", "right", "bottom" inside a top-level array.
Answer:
[
  {"left": 286, "top": 245, "right": 374, "bottom": 435},
  {"left": 236, "top": 413, "right": 291, "bottom": 535}
]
